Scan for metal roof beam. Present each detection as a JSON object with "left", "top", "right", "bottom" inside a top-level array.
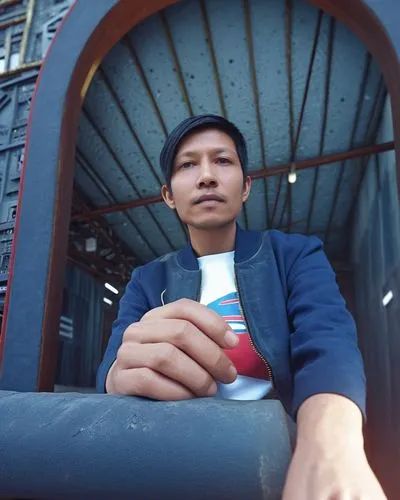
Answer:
[
  {"left": 270, "top": 0, "right": 294, "bottom": 229},
  {"left": 306, "top": 14, "right": 337, "bottom": 235},
  {"left": 72, "top": 140, "right": 395, "bottom": 221},
  {"left": 243, "top": 0, "right": 270, "bottom": 228}
]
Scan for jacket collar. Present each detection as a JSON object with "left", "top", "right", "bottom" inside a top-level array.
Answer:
[{"left": 177, "top": 223, "right": 263, "bottom": 271}]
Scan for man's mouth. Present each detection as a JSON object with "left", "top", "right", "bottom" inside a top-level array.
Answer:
[{"left": 194, "top": 194, "right": 225, "bottom": 205}]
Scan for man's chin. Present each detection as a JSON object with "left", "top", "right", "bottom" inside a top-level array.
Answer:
[{"left": 187, "top": 216, "right": 235, "bottom": 231}]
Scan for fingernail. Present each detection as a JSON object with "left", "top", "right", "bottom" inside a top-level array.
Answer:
[
  {"left": 224, "top": 330, "right": 239, "bottom": 348},
  {"left": 229, "top": 364, "right": 237, "bottom": 379}
]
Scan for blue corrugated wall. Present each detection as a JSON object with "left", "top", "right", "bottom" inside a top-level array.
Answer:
[
  {"left": 56, "top": 264, "right": 104, "bottom": 388},
  {"left": 351, "top": 97, "right": 399, "bottom": 498}
]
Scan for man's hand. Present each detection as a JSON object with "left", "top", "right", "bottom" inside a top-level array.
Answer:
[
  {"left": 283, "top": 394, "right": 387, "bottom": 500},
  {"left": 106, "top": 298, "right": 238, "bottom": 399}
]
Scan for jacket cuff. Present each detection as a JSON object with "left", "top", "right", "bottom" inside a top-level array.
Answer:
[{"left": 292, "top": 365, "right": 366, "bottom": 422}]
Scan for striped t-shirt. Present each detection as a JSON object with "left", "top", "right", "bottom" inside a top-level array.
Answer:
[{"left": 198, "top": 251, "right": 272, "bottom": 400}]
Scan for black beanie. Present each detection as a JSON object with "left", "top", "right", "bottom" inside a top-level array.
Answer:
[{"left": 160, "top": 114, "right": 248, "bottom": 186}]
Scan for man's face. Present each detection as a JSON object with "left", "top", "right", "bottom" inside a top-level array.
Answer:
[{"left": 161, "top": 128, "right": 251, "bottom": 230}]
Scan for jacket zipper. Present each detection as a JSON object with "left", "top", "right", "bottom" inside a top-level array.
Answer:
[
  {"left": 197, "top": 268, "right": 275, "bottom": 384},
  {"left": 234, "top": 268, "right": 275, "bottom": 386},
  {"left": 196, "top": 272, "right": 202, "bottom": 303}
]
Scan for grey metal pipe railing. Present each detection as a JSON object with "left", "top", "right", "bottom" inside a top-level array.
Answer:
[{"left": 0, "top": 391, "right": 292, "bottom": 499}]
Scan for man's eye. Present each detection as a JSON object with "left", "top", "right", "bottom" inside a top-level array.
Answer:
[
  {"left": 216, "top": 157, "right": 232, "bottom": 165},
  {"left": 180, "top": 162, "right": 194, "bottom": 169}
]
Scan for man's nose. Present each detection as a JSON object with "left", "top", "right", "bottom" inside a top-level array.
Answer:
[{"left": 196, "top": 161, "right": 218, "bottom": 188}]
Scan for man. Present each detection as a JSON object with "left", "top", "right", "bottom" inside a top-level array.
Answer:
[{"left": 97, "top": 115, "right": 386, "bottom": 499}]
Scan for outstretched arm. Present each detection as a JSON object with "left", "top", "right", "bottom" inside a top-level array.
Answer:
[
  {"left": 283, "top": 393, "right": 386, "bottom": 499},
  {"left": 278, "top": 233, "right": 385, "bottom": 498}
]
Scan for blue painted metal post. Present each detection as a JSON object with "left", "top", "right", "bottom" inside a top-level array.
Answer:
[{"left": 0, "top": 391, "right": 292, "bottom": 499}]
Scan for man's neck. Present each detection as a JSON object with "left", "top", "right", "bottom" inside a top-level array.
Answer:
[{"left": 188, "top": 222, "right": 236, "bottom": 257}]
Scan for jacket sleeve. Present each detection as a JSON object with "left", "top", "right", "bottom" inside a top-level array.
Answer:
[
  {"left": 96, "top": 266, "right": 150, "bottom": 393},
  {"left": 285, "top": 235, "right": 366, "bottom": 419}
]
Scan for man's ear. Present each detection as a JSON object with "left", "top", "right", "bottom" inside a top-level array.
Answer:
[
  {"left": 161, "top": 184, "right": 176, "bottom": 210},
  {"left": 242, "top": 176, "right": 252, "bottom": 203}
]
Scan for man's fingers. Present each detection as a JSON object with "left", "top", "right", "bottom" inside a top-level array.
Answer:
[
  {"left": 118, "top": 342, "right": 218, "bottom": 397},
  {"left": 141, "top": 298, "right": 238, "bottom": 349},
  {"left": 113, "top": 367, "right": 195, "bottom": 400},
  {"left": 123, "top": 319, "right": 237, "bottom": 384}
]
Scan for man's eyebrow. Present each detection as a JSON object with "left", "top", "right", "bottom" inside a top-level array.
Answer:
[
  {"left": 176, "top": 147, "right": 235, "bottom": 159},
  {"left": 212, "top": 147, "right": 235, "bottom": 155}
]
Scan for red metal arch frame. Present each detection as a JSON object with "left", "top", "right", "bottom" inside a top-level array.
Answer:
[{"left": 0, "top": 0, "right": 399, "bottom": 392}]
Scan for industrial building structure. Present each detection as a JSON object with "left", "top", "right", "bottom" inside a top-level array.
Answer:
[{"left": 0, "top": 0, "right": 399, "bottom": 497}]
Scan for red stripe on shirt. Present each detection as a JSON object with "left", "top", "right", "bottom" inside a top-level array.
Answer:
[{"left": 224, "top": 334, "right": 270, "bottom": 380}]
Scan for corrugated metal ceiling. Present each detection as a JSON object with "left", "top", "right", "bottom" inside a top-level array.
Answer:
[{"left": 71, "top": 0, "right": 387, "bottom": 277}]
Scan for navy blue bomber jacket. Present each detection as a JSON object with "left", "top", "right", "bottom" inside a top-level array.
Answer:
[{"left": 97, "top": 225, "right": 366, "bottom": 419}]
